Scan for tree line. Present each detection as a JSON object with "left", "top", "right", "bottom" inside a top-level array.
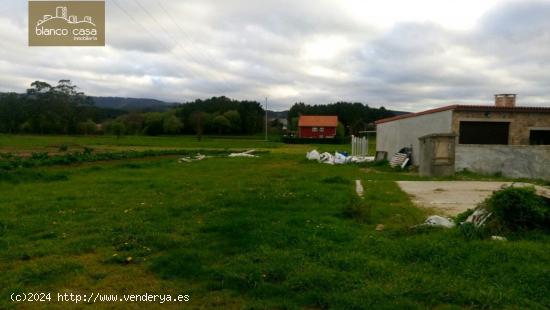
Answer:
[
  {"left": 0, "top": 80, "right": 124, "bottom": 134},
  {"left": 0, "top": 80, "right": 397, "bottom": 137},
  {"left": 0, "top": 81, "right": 265, "bottom": 137}
]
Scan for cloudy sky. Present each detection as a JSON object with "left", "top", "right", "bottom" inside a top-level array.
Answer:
[{"left": 1, "top": 0, "right": 549, "bottom": 111}]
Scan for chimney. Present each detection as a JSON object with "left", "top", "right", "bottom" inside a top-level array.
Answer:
[{"left": 495, "top": 94, "right": 516, "bottom": 107}]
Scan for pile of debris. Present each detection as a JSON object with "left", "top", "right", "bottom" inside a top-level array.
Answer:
[
  {"left": 420, "top": 210, "right": 492, "bottom": 229},
  {"left": 228, "top": 150, "right": 258, "bottom": 158},
  {"left": 178, "top": 150, "right": 258, "bottom": 163},
  {"left": 306, "top": 150, "right": 374, "bottom": 165},
  {"left": 178, "top": 153, "right": 207, "bottom": 163},
  {"left": 422, "top": 215, "right": 456, "bottom": 228}
]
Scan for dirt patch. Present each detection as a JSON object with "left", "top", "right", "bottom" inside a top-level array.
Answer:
[{"left": 397, "top": 181, "right": 550, "bottom": 216}]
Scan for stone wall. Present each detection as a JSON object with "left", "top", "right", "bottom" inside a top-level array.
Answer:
[
  {"left": 452, "top": 111, "right": 550, "bottom": 145},
  {"left": 456, "top": 144, "right": 550, "bottom": 180}
]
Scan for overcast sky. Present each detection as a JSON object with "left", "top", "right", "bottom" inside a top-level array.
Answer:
[{"left": 1, "top": 0, "right": 549, "bottom": 111}]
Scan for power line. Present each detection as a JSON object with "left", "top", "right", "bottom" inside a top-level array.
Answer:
[
  {"left": 110, "top": 0, "right": 193, "bottom": 81},
  {"left": 131, "top": 0, "right": 233, "bottom": 95},
  {"left": 153, "top": 1, "right": 270, "bottom": 110},
  {"left": 155, "top": 0, "right": 267, "bottom": 106},
  {"left": 152, "top": 0, "right": 231, "bottom": 88}
]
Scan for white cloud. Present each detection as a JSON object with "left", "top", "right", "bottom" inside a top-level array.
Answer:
[
  {"left": 342, "top": 0, "right": 502, "bottom": 30},
  {"left": 0, "top": 0, "right": 549, "bottom": 111}
]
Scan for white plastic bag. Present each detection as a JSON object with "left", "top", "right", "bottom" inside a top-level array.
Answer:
[
  {"left": 424, "top": 215, "right": 455, "bottom": 228},
  {"left": 334, "top": 152, "right": 347, "bottom": 164},
  {"left": 306, "top": 150, "right": 321, "bottom": 161},
  {"left": 320, "top": 152, "right": 334, "bottom": 164}
]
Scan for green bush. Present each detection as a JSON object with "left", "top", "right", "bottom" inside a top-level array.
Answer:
[
  {"left": 485, "top": 186, "right": 549, "bottom": 231},
  {"left": 342, "top": 196, "right": 370, "bottom": 223}
]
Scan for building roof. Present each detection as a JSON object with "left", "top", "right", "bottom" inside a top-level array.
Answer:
[
  {"left": 298, "top": 115, "right": 338, "bottom": 127},
  {"left": 375, "top": 105, "right": 550, "bottom": 125}
]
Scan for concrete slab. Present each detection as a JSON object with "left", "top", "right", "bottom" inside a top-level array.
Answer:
[{"left": 397, "top": 181, "right": 550, "bottom": 216}]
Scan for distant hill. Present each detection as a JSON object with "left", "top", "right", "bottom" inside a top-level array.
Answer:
[
  {"left": 268, "top": 109, "right": 408, "bottom": 120},
  {"left": 91, "top": 96, "right": 176, "bottom": 112},
  {"left": 3, "top": 92, "right": 409, "bottom": 118}
]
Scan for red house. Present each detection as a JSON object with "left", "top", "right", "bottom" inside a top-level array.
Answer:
[{"left": 298, "top": 115, "right": 338, "bottom": 138}]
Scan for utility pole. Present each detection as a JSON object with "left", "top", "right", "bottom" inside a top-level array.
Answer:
[{"left": 265, "top": 97, "right": 268, "bottom": 141}]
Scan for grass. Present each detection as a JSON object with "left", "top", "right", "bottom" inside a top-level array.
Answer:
[
  {"left": 0, "top": 134, "right": 282, "bottom": 156},
  {"left": 0, "top": 135, "right": 548, "bottom": 309}
]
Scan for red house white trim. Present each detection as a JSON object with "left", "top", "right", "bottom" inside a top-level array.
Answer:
[{"left": 298, "top": 115, "right": 338, "bottom": 138}]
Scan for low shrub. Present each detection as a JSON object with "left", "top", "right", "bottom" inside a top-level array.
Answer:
[
  {"left": 58, "top": 144, "right": 69, "bottom": 152},
  {"left": 342, "top": 196, "right": 371, "bottom": 223},
  {"left": 485, "top": 186, "right": 549, "bottom": 231}
]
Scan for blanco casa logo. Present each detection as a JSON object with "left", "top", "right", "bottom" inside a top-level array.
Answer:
[
  {"left": 35, "top": 6, "right": 97, "bottom": 38},
  {"left": 29, "top": 1, "right": 105, "bottom": 46}
]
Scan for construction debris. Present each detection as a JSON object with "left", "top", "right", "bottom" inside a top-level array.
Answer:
[
  {"left": 423, "top": 215, "right": 456, "bottom": 228},
  {"left": 306, "top": 149, "right": 374, "bottom": 165},
  {"left": 179, "top": 150, "right": 259, "bottom": 163},
  {"left": 229, "top": 150, "right": 258, "bottom": 158},
  {"left": 178, "top": 154, "right": 207, "bottom": 163},
  {"left": 355, "top": 180, "right": 364, "bottom": 197},
  {"left": 465, "top": 208, "right": 493, "bottom": 227},
  {"left": 390, "top": 153, "right": 408, "bottom": 167},
  {"left": 491, "top": 235, "right": 507, "bottom": 241},
  {"left": 390, "top": 147, "right": 412, "bottom": 168}
]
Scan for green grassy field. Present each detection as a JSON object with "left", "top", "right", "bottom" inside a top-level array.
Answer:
[
  {"left": 0, "top": 135, "right": 548, "bottom": 309},
  {"left": 0, "top": 134, "right": 283, "bottom": 155}
]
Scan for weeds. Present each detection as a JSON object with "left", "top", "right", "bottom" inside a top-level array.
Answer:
[
  {"left": 342, "top": 196, "right": 371, "bottom": 223},
  {"left": 457, "top": 222, "right": 486, "bottom": 240}
]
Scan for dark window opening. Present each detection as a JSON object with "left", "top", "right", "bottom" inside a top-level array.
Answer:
[
  {"left": 530, "top": 130, "right": 550, "bottom": 145},
  {"left": 459, "top": 121, "right": 509, "bottom": 144}
]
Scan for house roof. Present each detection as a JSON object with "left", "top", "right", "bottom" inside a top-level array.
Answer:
[
  {"left": 375, "top": 105, "right": 550, "bottom": 125},
  {"left": 298, "top": 115, "right": 338, "bottom": 127}
]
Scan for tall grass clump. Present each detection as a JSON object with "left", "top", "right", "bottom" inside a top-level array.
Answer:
[{"left": 342, "top": 196, "right": 371, "bottom": 223}]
